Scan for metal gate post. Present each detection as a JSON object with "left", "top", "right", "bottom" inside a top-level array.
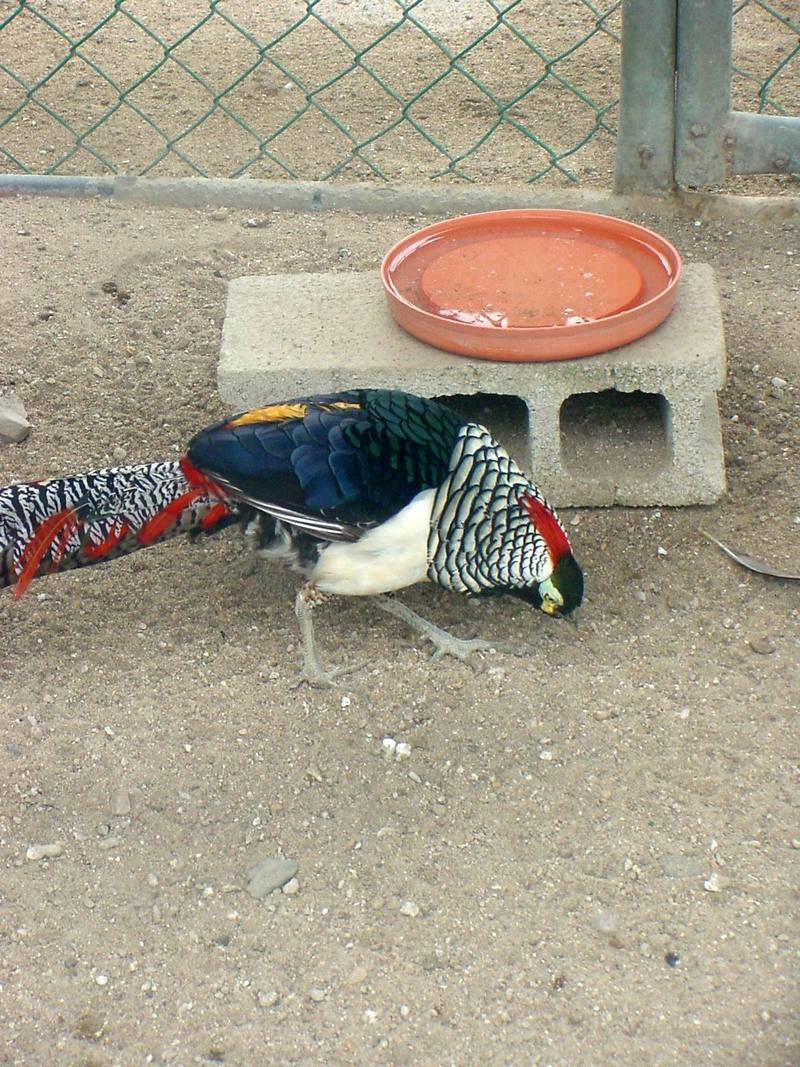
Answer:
[
  {"left": 614, "top": 0, "right": 678, "bottom": 193},
  {"left": 674, "top": 0, "right": 732, "bottom": 186}
]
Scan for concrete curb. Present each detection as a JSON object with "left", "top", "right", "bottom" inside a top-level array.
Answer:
[{"left": 0, "top": 174, "right": 798, "bottom": 223}]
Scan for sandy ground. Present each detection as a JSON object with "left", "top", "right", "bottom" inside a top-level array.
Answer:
[
  {"left": 1, "top": 3, "right": 799, "bottom": 1065},
  {"left": 0, "top": 195, "right": 798, "bottom": 1067}
]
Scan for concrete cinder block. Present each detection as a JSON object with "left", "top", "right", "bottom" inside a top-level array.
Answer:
[{"left": 217, "top": 263, "right": 726, "bottom": 507}]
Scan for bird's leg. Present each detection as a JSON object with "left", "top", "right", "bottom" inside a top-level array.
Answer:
[
  {"left": 374, "top": 594, "right": 527, "bottom": 662},
  {"left": 291, "top": 582, "right": 360, "bottom": 689}
]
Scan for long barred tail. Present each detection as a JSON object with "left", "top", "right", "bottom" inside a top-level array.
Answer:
[{"left": 0, "top": 456, "right": 236, "bottom": 598}]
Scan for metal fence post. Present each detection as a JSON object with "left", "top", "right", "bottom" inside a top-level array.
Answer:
[
  {"left": 674, "top": 0, "right": 732, "bottom": 186},
  {"left": 614, "top": 0, "right": 678, "bottom": 194}
]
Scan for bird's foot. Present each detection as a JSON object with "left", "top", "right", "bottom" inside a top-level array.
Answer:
[
  {"left": 289, "top": 660, "right": 363, "bottom": 691},
  {"left": 425, "top": 630, "right": 528, "bottom": 662},
  {"left": 291, "top": 583, "right": 366, "bottom": 689},
  {"left": 427, "top": 631, "right": 498, "bottom": 662},
  {"left": 374, "top": 595, "right": 528, "bottom": 663}
]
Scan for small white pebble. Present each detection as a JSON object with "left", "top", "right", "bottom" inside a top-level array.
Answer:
[
  {"left": 407, "top": 770, "right": 422, "bottom": 784},
  {"left": 95, "top": 974, "right": 109, "bottom": 987},
  {"left": 26, "top": 843, "right": 63, "bottom": 861},
  {"left": 704, "top": 871, "right": 723, "bottom": 893},
  {"left": 308, "top": 987, "right": 326, "bottom": 1002},
  {"left": 110, "top": 787, "right": 131, "bottom": 816},
  {"left": 539, "top": 749, "right": 553, "bottom": 761},
  {"left": 340, "top": 695, "right": 351, "bottom": 709},
  {"left": 395, "top": 742, "right": 411, "bottom": 761},
  {"left": 399, "top": 900, "right": 420, "bottom": 917},
  {"left": 282, "top": 877, "right": 300, "bottom": 896},
  {"left": 347, "top": 966, "right": 368, "bottom": 985},
  {"left": 591, "top": 910, "right": 617, "bottom": 935},
  {"left": 381, "top": 737, "right": 397, "bottom": 756},
  {"left": 657, "top": 545, "right": 668, "bottom": 557},
  {"left": 399, "top": 1004, "right": 411, "bottom": 1019},
  {"left": 97, "top": 835, "right": 122, "bottom": 851}
]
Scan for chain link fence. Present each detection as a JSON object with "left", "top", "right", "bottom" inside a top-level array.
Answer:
[
  {"left": 0, "top": 0, "right": 796, "bottom": 185},
  {"left": 731, "top": 0, "right": 799, "bottom": 119}
]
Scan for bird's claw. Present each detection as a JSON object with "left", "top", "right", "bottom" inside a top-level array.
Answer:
[
  {"left": 289, "top": 669, "right": 339, "bottom": 690},
  {"left": 427, "top": 634, "right": 529, "bottom": 662},
  {"left": 289, "top": 660, "right": 367, "bottom": 691},
  {"left": 426, "top": 634, "right": 498, "bottom": 662}
]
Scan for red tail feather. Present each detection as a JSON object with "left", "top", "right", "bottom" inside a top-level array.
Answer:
[
  {"left": 4, "top": 457, "right": 233, "bottom": 599},
  {"left": 82, "top": 519, "right": 131, "bottom": 560},
  {"left": 135, "top": 486, "right": 210, "bottom": 547},
  {"left": 13, "top": 508, "right": 80, "bottom": 600},
  {"left": 48, "top": 516, "right": 80, "bottom": 571},
  {"left": 200, "top": 501, "right": 230, "bottom": 531}
]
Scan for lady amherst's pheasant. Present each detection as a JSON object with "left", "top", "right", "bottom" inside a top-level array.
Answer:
[{"left": 0, "top": 389, "right": 583, "bottom": 685}]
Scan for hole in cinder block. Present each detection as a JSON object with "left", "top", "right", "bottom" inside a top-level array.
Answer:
[
  {"left": 434, "top": 393, "right": 529, "bottom": 469},
  {"left": 560, "top": 390, "right": 671, "bottom": 478}
]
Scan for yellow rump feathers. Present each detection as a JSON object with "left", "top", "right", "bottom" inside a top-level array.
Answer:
[{"left": 227, "top": 401, "right": 361, "bottom": 429}]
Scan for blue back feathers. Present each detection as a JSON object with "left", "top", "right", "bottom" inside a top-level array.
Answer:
[{"left": 186, "top": 390, "right": 464, "bottom": 526}]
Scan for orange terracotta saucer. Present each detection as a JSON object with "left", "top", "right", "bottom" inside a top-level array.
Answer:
[{"left": 381, "top": 209, "right": 682, "bottom": 362}]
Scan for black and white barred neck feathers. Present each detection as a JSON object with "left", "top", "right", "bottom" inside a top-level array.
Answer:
[{"left": 427, "top": 424, "right": 557, "bottom": 595}]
